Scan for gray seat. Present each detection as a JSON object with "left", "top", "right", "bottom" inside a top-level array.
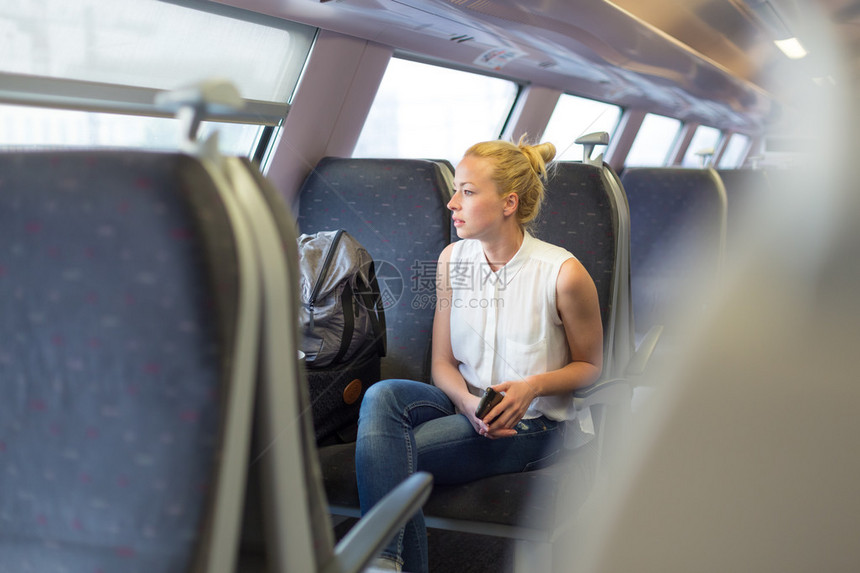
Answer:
[
  {"left": 0, "top": 150, "right": 261, "bottom": 573},
  {"left": 0, "top": 146, "right": 434, "bottom": 573},
  {"left": 296, "top": 157, "right": 454, "bottom": 383},
  {"left": 555, "top": 162, "right": 860, "bottom": 573},
  {"left": 621, "top": 167, "right": 727, "bottom": 348},
  {"left": 218, "top": 156, "right": 433, "bottom": 573}
]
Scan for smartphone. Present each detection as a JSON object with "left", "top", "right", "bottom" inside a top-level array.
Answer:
[{"left": 475, "top": 387, "right": 503, "bottom": 419}]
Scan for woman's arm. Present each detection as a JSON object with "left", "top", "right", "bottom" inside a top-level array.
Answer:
[
  {"left": 485, "top": 256, "right": 604, "bottom": 434},
  {"left": 430, "top": 243, "right": 487, "bottom": 432}
]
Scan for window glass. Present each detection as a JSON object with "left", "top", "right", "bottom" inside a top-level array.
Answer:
[
  {"left": 718, "top": 133, "right": 752, "bottom": 168},
  {"left": 353, "top": 58, "right": 519, "bottom": 167},
  {"left": 681, "top": 125, "right": 722, "bottom": 167},
  {"left": 541, "top": 94, "right": 621, "bottom": 162},
  {"left": 1, "top": 0, "right": 315, "bottom": 103},
  {"left": 624, "top": 113, "right": 682, "bottom": 167},
  {"left": 0, "top": 103, "right": 261, "bottom": 156}
]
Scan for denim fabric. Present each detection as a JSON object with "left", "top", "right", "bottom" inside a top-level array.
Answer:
[{"left": 355, "top": 379, "right": 565, "bottom": 573}]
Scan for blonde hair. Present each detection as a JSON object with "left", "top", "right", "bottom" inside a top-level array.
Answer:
[{"left": 463, "top": 135, "right": 556, "bottom": 229}]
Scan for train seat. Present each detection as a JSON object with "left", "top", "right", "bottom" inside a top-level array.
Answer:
[
  {"left": 312, "top": 156, "right": 639, "bottom": 569},
  {"left": 554, "top": 164, "right": 860, "bottom": 573},
  {"left": 620, "top": 167, "right": 727, "bottom": 354},
  {"left": 0, "top": 138, "right": 434, "bottom": 573},
  {"left": 0, "top": 151, "right": 261, "bottom": 573},
  {"left": 538, "top": 162, "right": 618, "bottom": 353},
  {"left": 296, "top": 157, "right": 455, "bottom": 384},
  {"left": 215, "top": 157, "right": 433, "bottom": 573}
]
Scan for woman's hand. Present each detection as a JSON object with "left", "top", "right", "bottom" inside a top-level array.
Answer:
[
  {"left": 477, "top": 379, "right": 539, "bottom": 439},
  {"left": 458, "top": 390, "right": 515, "bottom": 439},
  {"left": 459, "top": 393, "right": 490, "bottom": 435}
]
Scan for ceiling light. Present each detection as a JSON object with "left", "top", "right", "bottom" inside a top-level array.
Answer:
[{"left": 774, "top": 37, "right": 808, "bottom": 59}]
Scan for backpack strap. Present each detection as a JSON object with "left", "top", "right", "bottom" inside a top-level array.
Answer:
[
  {"left": 331, "top": 280, "right": 355, "bottom": 365},
  {"left": 364, "top": 260, "right": 387, "bottom": 358}
]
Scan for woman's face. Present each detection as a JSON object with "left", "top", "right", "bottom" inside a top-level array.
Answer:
[{"left": 449, "top": 155, "right": 513, "bottom": 240}]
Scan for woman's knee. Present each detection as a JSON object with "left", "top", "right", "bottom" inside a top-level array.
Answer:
[
  {"left": 361, "top": 379, "right": 413, "bottom": 418},
  {"left": 364, "top": 378, "right": 402, "bottom": 404}
]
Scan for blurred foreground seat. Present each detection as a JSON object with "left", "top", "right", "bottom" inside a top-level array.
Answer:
[
  {"left": 0, "top": 148, "right": 433, "bottom": 573},
  {"left": 0, "top": 151, "right": 259, "bottom": 573},
  {"left": 558, "top": 160, "right": 860, "bottom": 572}
]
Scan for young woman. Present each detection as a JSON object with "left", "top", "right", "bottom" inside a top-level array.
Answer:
[{"left": 355, "top": 138, "right": 604, "bottom": 572}]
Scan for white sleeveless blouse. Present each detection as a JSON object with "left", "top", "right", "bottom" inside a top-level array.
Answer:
[{"left": 449, "top": 232, "right": 575, "bottom": 421}]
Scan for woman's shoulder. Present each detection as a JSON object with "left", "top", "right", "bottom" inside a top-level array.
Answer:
[
  {"left": 526, "top": 233, "right": 576, "bottom": 265},
  {"left": 438, "top": 241, "right": 456, "bottom": 264},
  {"left": 556, "top": 255, "right": 597, "bottom": 301}
]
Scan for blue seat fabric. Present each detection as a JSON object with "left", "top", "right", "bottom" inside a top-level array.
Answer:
[
  {"left": 0, "top": 151, "right": 239, "bottom": 572},
  {"left": 296, "top": 157, "right": 453, "bottom": 383},
  {"left": 621, "top": 167, "right": 725, "bottom": 340},
  {"left": 536, "top": 162, "right": 617, "bottom": 338}
]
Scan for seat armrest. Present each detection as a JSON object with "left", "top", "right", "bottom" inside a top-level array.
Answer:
[
  {"left": 625, "top": 324, "right": 664, "bottom": 376},
  {"left": 325, "top": 472, "right": 433, "bottom": 573},
  {"left": 574, "top": 377, "right": 631, "bottom": 408}
]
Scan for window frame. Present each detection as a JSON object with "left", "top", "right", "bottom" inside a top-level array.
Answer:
[
  {"left": 0, "top": 0, "right": 318, "bottom": 159},
  {"left": 717, "top": 133, "right": 753, "bottom": 168},
  {"left": 624, "top": 112, "right": 684, "bottom": 168},
  {"left": 540, "top": 92, "right": 623, "bottom": 162},
  {"left": 351, "top": 54, "right": 524, "bottom": 166},
  {"left": 681, "top": 124, "right": 723, "bottom": 168}
]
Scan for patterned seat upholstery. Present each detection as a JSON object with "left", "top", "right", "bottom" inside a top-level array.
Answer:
[
  {"left": 621, "top": 167, "right": 727, "bottom": 343},
  {"left": 296, "top": 157, "right": 454, "bottom": 383},
  {"left": 0, "top": 151, "right": 253, "bottom": 572},
  {"left": 536, "top": 162, "right": 618, "bottom": 350}
]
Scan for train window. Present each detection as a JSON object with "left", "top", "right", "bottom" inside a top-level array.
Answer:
[
  {"left": 718, "top": 133, "right": 752, "bottom": 168},
  {"left": 624, "top": 113, "right": 682, "bottom": 167},
  {"left": 541, "top": 94, "right": 621, "bottom": 161},
  {"left": 352, "top": 58, "right": 520, "bottom": 166},
  {"left": 1, "top": 0, "right": 315, "bottom": 156},
  {"left": 681, "top": 125, "right": 722, "bottom": 167},
  {"left": 0, "top": 104, "right": 261, "bottom": 156},
  {"left": 4, "top": 0, "right": 315, "bottom": 103}
]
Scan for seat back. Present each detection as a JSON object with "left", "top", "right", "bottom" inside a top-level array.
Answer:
[
  {"left": 0, "top": 151, "right": 259, "bottom": 573},
  {"left": 565, "top": 132, "right": 636, "bottom": 380},
  {"left": 556, "top": 165, "right": 860, "bottom": 573},
  {"left": 537, "top": 162, "right": 621, "bottom": 375},
  {"left": 226, "top": 158, "right": 433, "bottom": 573},
  {"left": 621, "top": 167, "right": 727, "bottom": 343},
  {"left": 296, "top": 157, "right": 453, "bottom": 382}
]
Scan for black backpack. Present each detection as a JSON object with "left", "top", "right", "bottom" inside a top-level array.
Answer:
[{"left": 297, "top": 229, "right": 386, "bottom": 368}]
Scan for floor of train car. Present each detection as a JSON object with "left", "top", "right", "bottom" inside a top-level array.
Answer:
[
  {"left": 237, "top": 523, "right": 512, "bottom": 572},
  {"left": 237, "top": 513, "right": 513, "bottom": 573},
  {"left": 333, "top": 518, "right": 514, "bottom": 573}
]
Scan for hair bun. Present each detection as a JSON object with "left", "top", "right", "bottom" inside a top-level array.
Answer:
[{"left": 517, "top": 136, "right": 556, "bottom": 181}]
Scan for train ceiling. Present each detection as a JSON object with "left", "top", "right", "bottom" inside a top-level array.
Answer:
[{"left": 214, "top": 0, "right": 856, "bottom": 132}]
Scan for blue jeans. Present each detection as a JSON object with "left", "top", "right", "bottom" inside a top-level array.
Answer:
[{"left": 355, "top": 379, "right": 565, "bottom": 573}]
